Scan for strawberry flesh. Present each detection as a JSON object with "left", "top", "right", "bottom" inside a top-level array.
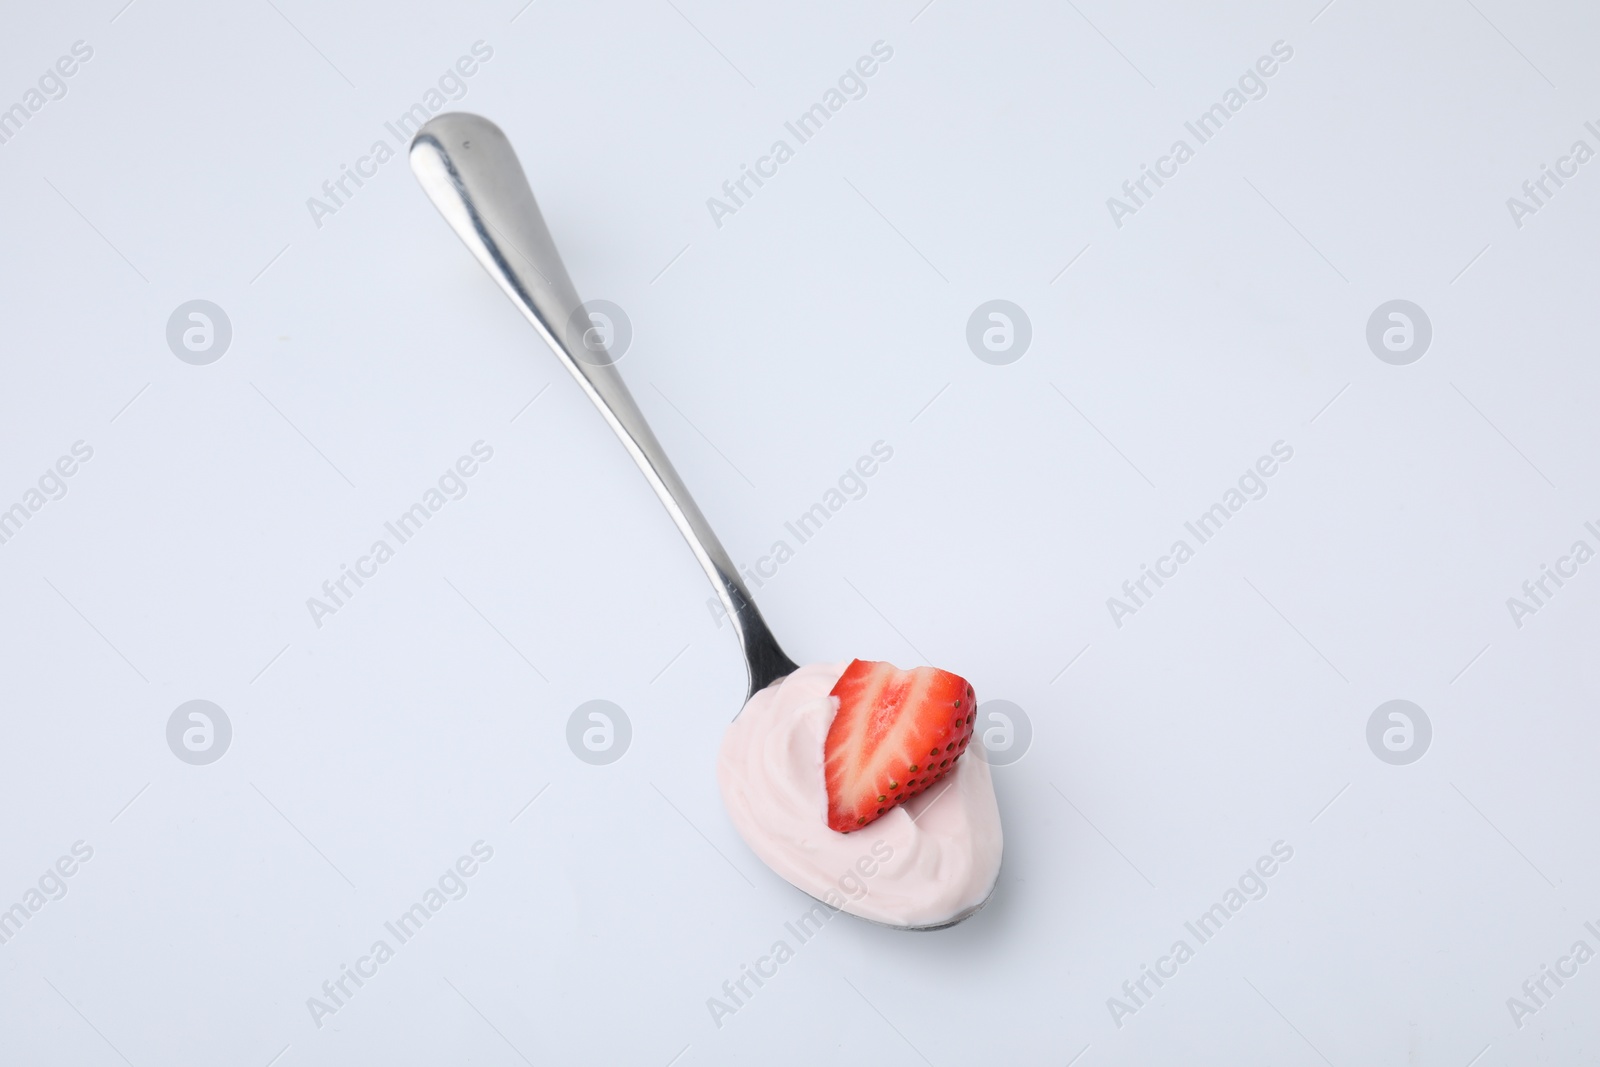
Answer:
[{"left": 823, "top": 659, "right": 976, "bottom": 833}]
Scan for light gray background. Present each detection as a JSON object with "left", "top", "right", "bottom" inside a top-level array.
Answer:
[{"left": 2, "top": 0, "right": 1597, "bottom": 1064}]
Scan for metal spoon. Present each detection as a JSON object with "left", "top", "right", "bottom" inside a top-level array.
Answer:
[
  {"left": 408, "top": 113, "right": 990, "bottom": 929},
  {"left": 409, "top": 111, "right": 796, "bottom": 702}
]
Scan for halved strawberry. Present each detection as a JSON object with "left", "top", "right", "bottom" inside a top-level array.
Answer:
[{"left": 823, "top": 659, "right": 976, "bottom": 833}]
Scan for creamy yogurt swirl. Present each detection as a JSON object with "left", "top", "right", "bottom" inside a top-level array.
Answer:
[{"left": 717, "top": 661, "right": 1003, "bottom": 927}]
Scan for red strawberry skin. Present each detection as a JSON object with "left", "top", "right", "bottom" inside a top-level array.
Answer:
[{"left": 823, "top": 660, "right": 977, "bottom": 833}]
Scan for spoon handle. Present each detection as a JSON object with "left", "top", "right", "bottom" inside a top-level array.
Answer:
[{"left": 409, "top": 112, "right": 796, "bottom": 700}]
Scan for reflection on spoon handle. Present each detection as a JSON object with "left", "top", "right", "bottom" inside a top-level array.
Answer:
[{"left": 409, "top": 112, "right": 796, "bottom": 700}]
